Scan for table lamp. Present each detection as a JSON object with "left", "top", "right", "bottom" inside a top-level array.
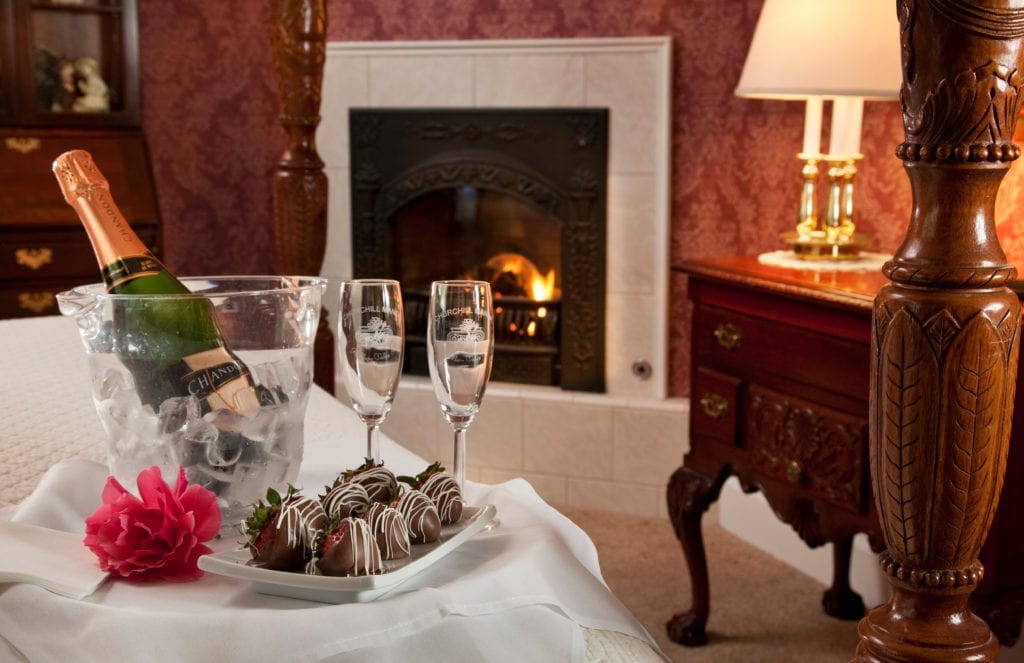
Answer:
[{"left": 735, "top": 0, "right": 901, "bottom": 259}]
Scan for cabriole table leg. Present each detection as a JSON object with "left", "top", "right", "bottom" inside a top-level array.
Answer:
[
  {"left": 665, "top": 464, "right": 722, "bottom": 647},
  {"left": 823, "top": 535, "right": 866, "bottom": 621}
]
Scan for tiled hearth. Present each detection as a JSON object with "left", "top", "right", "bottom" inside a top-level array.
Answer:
[
  {"left": 386, "top": 377, "right": 687, "bottom": 517},
  {"left": 317, "top": 37, "right": 685, "bottom": 517}
]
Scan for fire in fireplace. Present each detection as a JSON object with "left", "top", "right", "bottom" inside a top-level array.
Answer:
[{"left": 349, "top": 108, "right": 608, "bottom": 391}]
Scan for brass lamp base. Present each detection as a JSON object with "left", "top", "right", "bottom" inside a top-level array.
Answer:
[{"left": 781, "top": 231, "right": 872, "bottom": 260}]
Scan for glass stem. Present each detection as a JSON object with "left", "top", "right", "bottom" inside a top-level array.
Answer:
[
  {"left": 367, "top": 423, "right": 381, "bottom": 464},
  {"left": 453, "top": 426, "right": 467, "bottom": 492}
]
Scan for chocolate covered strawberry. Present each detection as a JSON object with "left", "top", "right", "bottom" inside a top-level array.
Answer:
[
  {"left": 244, "top": 486, "right": 326, "bottom": 571},
  {"left": 363, "top": 502, "right": 410, "bottom": 560},
  {"left": 399, "top": 462, "right": 463, "bottom": 525},
  {"left": 315, "top": 517, "right": 383, "bottom": 577},
  {"left": 321, "top": 479, "right": 371, "bottom": 519},
  {"left": 342, "top": 458, "right": 398, "bottom": 503},
  {"left": 395, "top": 489, "right": 441, "bottom": 544}
]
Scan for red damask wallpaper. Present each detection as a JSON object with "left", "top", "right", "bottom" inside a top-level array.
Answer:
[{"left": 136, "top": 0, "right": 1024, "bottom": 397}]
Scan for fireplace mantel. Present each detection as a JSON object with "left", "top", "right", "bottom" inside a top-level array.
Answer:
[{"left": 317, "top": 36, "right": 672, "bottom": 399}]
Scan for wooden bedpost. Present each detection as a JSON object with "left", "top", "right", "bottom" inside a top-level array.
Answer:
[
  {"left": 270, "top": 0, "right": 333, "bottom": 393},
  {"left": 856, "top": 1, "right": 1024, "bottom": 660}
]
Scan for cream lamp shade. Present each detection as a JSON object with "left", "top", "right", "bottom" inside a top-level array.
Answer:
[{"left": 735, "top": 0, "right": 902, "bottom": 101}]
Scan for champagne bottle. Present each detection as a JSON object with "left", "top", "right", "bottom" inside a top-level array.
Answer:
[{"left": 52, "top": 149, "right": 262, "bottom": 415}]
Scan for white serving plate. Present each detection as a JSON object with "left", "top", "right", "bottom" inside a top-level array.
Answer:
[{"left": 198, "top": 504, "right": 496, "bottom": 603}]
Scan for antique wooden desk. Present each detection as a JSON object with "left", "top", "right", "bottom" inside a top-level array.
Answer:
[{"left": 667, "top": 255, "right": 1024, "bottom": 647}]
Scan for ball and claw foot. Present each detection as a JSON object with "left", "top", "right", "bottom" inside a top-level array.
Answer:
[
  {"left": 666, "top": 610, "right": 708, "bottom": 647},
  {"left": 822, "top": 587, "right": 865, "bottom": 621}
]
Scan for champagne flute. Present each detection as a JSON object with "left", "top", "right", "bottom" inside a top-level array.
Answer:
[
  {"left": 337, "top": 279, "right": 404, "bottom": 464},
  {"left": 427, "top": 280, "right": 494, "bottom": 491}
]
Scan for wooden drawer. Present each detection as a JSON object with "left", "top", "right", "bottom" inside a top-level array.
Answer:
[
  {"left": 1, "top": 229, "right": 95, "bottom": 280},
  {"left": 691, "top": 366, "right": 741, "bottom": 446},
  {"left": 0, "top": 225, "right": 159, "bottom": 283},
  {"left": 693, "top": 303, "right": 870, "bottom": 400},
  {"left": 0, "top": 130, "right": 158, "bottom": 227},
  {"left": 745, "top": 383, "right": 869, "bottom": 513},
  {"left": 0, "top": 282, "right": 65, "bottom": 317}
]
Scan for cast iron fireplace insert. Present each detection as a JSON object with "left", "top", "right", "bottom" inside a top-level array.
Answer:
[{"left": 349, "top": 107, "right": 607, "bottom": 391}]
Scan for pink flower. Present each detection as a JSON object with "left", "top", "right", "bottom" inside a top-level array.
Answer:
[{"left": 83, "top": 466, "right": 222, "bottom": 582}]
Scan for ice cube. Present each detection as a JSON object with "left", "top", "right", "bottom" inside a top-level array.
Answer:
[
  {"left": 95, "top": 367, "right": 129, "bottom": 401},
  {"left": 168, "top": 416, "right": 212, "bottom": 469},
  {"left": 218, "top": 461, "right": 275, "bottom": 506},
  {"left": 158, "top": 396, "right": 200, "bottom": 436},
  {"left": 204, "top": 430, "right": 247, "bottom": 468},
  {"left": 185, "top": 464, "right": 233, "bottom": 503}
]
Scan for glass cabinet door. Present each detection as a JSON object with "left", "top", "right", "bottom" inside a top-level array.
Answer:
[{"left": 4, "top": 0, "right": 139, "bottom": 126}]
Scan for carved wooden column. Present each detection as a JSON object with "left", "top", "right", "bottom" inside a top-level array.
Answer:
[
  {"left": 270, "top": 0, "right": 333, "bottom": 393},
  {"left": 856, "top": 1, "right": 1024, "bottom": 661}
]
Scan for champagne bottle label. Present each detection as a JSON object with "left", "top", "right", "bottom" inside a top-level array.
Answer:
[
  {"left": 179, "top": 347, "right": 261, "bottom": 413},
  {"left": 101, "top": 254, "right": 163, "bottom": 291}
]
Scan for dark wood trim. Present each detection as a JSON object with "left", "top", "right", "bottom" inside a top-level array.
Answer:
[{"left": 269, "top": 0, "right": 333, "bottom": 394}]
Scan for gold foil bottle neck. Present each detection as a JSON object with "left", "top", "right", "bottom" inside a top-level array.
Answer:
[
  {"left": 52, "top": 150, "right": 109, "bottom": 204},
  {"left": 51, "top": 148, "right": 145, "bottom": 270}
]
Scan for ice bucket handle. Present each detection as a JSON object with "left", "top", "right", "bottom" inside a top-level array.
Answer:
[{"left": 56, "top": 286, "right": 103, "bottom": 340}]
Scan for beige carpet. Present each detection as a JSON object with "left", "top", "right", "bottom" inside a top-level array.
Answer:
[{"left": 560, "top": 507, "right": 863, "bottom": 662}]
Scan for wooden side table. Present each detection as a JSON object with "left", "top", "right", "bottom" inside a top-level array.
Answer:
[{"left": 666, "top": 255, "right": 1024, "bottom": 647}]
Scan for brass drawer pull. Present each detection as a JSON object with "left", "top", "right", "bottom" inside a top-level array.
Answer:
[
  {"left": 785, "top": 460, "right": 803, "bottom": 484},
  {"left": 713, "top": 322, "right": 743, "bottom": 350},
  {"left": 5, "top": 137, "right": 41, "bottom": 154},
  {"left": 699, "top": 392, "right": 729, "bottom": 420},
  {"left": 18, "top": 292, "right": 56, "bottom": 314},
  {"left": 15, "top": 247, "right": 53, "bottom": 270}
]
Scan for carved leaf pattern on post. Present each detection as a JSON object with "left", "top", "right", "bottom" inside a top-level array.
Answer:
[
  {"left": 874, "top": 297, "right": 1019, "bottom": 575},
  {"left": 922, "top": 308, "right": 961, "bottom": 357},
  {"left": 935, "top": 314, "right": 1004, "bottom": 567},
  {"left": 898, "top": 0, "right": 1024, "bottom": 165},
  {"left": 937, "top": 311, "right": 1019, "bottom": 565},
  {"left": 876, "top": 306, "right": 938, "bottom": 567},
  {"left": 902, "top": 62, "right": 1024, "bottom": 162}
]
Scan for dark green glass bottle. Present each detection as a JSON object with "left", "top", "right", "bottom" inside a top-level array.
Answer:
[{"left": 53, "top": 149, "right": 262, "bottom": 414}]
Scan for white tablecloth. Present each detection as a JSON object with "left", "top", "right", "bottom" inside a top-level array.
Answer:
[{"left": 0, "top": 316, "right": 663, "bottom": 662}]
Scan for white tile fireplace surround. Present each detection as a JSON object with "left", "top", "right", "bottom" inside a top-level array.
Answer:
[{"left": 316, "top": 37, "right": 686, "bottom": 518}]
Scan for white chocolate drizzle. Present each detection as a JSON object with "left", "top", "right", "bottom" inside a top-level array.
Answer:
[
  {"left": 420, "top": 473, "right": 463, "bottom": 524},
  {"left": 340, "top": 517, "right": 383, "bottom": 576},
  {"left": 365, "top": 503, "right": 410, "bottom": 559},
  {"left": 352, "top": 466, "right": 397, "bottom": 502},
  {"left": 397, "top": 490, "right": 440, "bottom": 543},
  {"left": 323, "top": 481, "right": 370, "bottom": 518},
  {"left": 276, "top": 495, "right": 326, "bottom": 554}
]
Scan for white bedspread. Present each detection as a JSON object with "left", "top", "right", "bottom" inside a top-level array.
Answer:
[{"left": 0, "top": 316, "right": 664, "bottom": 662}]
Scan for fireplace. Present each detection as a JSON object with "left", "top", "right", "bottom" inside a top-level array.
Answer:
[
  {"left": 319, "top": 37, "right": 676, "bottom": 520},
  {"left": 349, "top": 108, "right": 608, "bottom": 391}
]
